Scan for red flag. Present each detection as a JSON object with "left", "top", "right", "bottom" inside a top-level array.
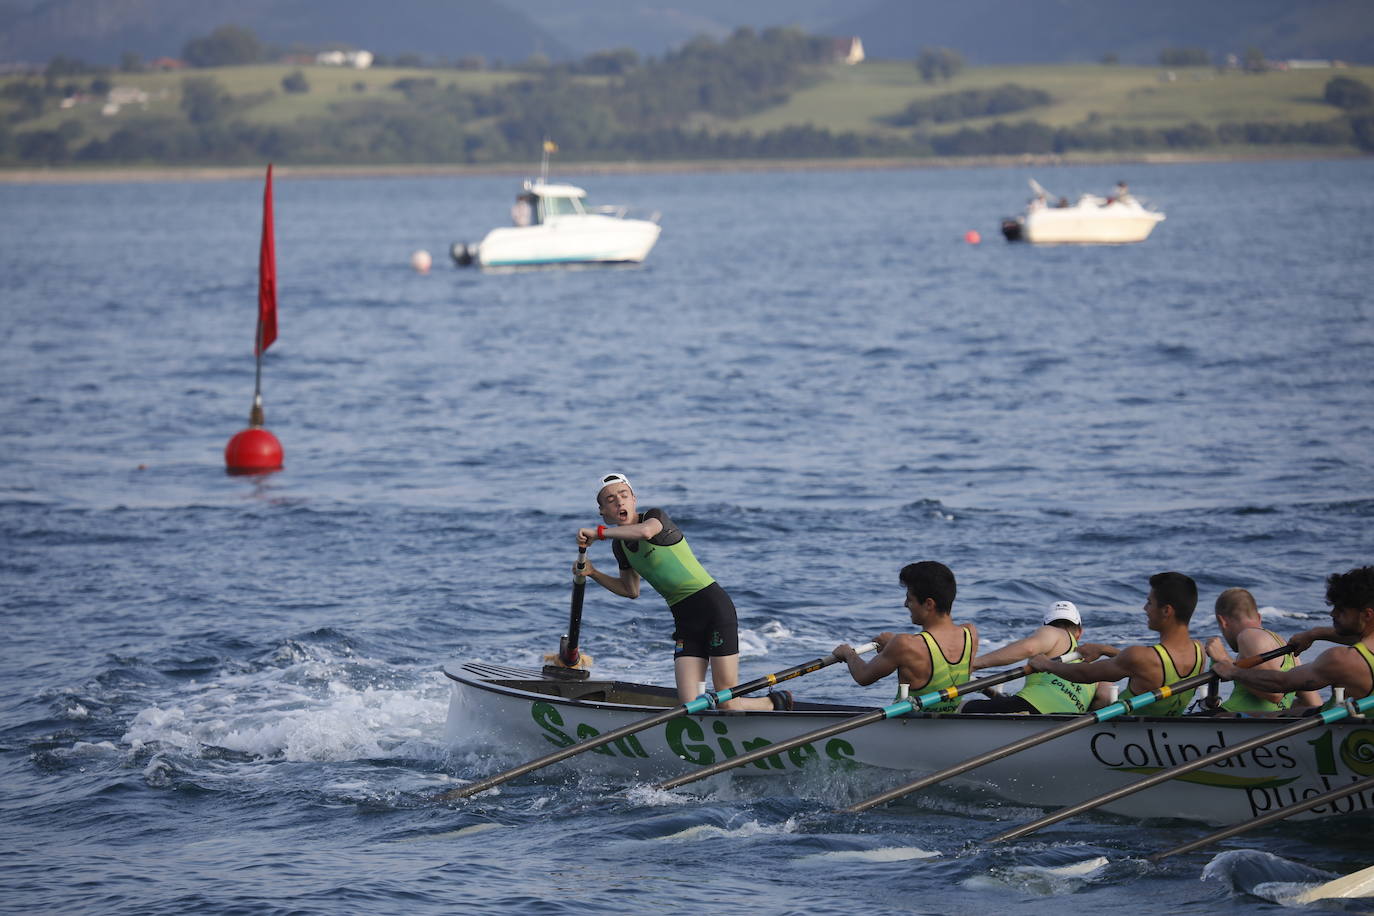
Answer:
[{"left": 256, "top": 164, "right": 278, "bottom": 355}]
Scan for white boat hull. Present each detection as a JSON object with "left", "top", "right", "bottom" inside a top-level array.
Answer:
[
  {"left": 478, "top": 214, "right": 661, "bottom": 267},
  {"left": 444, "top": 662, "right": 1374, "bottom": 825},
  {"left": 1003, "top": 191, "right": 1166, "bottom": 244}
]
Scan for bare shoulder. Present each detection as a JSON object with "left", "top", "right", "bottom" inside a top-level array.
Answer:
[{"left": 885, "top": 632, "right": 931, "bottom": 662}]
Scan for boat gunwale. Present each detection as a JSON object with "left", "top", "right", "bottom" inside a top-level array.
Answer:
[{"left": 443, "top": 660, "right": 1323, "bottom": 727}]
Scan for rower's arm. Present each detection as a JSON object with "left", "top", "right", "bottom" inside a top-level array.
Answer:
[
  {"left": 1290, "top": 626, "right": 1352, "bottom": 653},
  {"left": 585, "top": 560, "right": 640, "bottom": 598},
  {"left": 972, "top": 627, "right": 1058, "bottom": 670},
  {"left": 1217, "top": 647, "right": 1347, "bottom": 694},
  {"left": 1030, "top": 645, "right": 1147, "bottom": 685}
]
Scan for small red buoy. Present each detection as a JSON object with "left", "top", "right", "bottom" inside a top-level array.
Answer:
[
  {"left": 225, "top": 427, "right": 284, "bottom": 474},
  {"left": 964, "top": 230, "right": 982, "bottom": 245}
]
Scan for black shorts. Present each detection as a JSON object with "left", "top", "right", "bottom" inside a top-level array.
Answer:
[
  {"left": 670, "top": 582, "right": 740, "bottom": 659},
  {"left": 960, "top": 694, "right": 1040, "bottom": 714}
]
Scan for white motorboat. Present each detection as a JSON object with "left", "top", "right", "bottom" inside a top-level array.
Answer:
[
  {"left": 443, "top": 660, "right": 1374, "bottom": 825},
  {"left": 451, "top": 179, "right": 661, "bottom": 268},
  {"left": 1002, "top": 179, "right": 1165, "bottom": 244}
]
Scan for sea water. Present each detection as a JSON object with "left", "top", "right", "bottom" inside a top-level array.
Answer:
[{"left": 2, "top": 159, "right": 1372, "bottom": 914}]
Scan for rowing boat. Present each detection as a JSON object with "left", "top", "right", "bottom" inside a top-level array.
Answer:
[{"left": 443, "top": 661, "right": 1374, "bottom": 825}]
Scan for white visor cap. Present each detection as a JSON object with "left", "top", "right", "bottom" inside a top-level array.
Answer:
[
  {"left": 1045, "top": 600, "right": 1081, "bottom": 625},
  {"left": 596, "top": 473, "right": 633, "bottom": 501}
]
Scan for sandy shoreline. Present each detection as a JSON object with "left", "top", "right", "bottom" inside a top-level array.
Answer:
[{"left": 0, "top": 150, "right": 1360, "bottom": 184}]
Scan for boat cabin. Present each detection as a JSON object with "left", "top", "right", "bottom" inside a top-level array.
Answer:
[{"left": 522, "top": 180, "right": 591, "bottom": 224}]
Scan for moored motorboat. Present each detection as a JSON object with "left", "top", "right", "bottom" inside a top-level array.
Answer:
[
  {"left": 1002, "top": 179, "right": 1165, "bottom": 244},
  {"left": 443, "top": 660, "right": 1374, "bottom": 825},
  {"left": 451, "top": 179, "right": 661, "bottom": 268}
]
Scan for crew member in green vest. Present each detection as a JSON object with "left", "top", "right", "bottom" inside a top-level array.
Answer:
[
  {"left": 576, "top": 473, "right": 782, "bottom": 711},
  {"left": 831, "top": 561, "right": 978, "bottom": 713},
  {"left": 1213, "top": 565, "right": 1374, "bottom": 710},
  {"left": 1027, "top": 571, "right": 1205, "bottom": 716},
  {"left": 962, "top": 600, "right": 1113, "bottom": 714},
  {"left": 1204, "top": 587, "right": 1322, "bottom": 713}
]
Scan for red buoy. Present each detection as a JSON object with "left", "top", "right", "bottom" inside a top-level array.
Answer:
[
  {"left": 964, "top": 229, "right": 982, "bottom": 245},
  {"left": 225, "top": 426, "right": 284, "bottom": 474}
]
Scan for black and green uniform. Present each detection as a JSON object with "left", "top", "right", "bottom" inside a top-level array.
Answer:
[
  {"left": 613, "top": 508, "right": 738, "bottom": 658},
  {"left": 906, "top": 628, "right": 973, "bottom": 713},
  {"left": 1015, "top": 632, "right": 1097, "bottom": 713},
  {"left": 1219, "top": 628, "right": 1297, "bottom": 713},
  {"left": 1119, "top": 642, "right": 1205, "bottom": 716},
  {"left": 1319, "top": 642, "right": 1374, "bottom": 710}
]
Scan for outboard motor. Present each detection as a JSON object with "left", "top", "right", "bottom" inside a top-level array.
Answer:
[
  {"left": 450, "top": 242, "right": 476, "bottom": 267},
  {"left": 1000, "top": 218, "right": 1023, "bottom": 242}
]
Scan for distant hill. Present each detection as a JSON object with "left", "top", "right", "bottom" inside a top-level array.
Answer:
[
  {"left": 499, "top": 0, "right": 855, "bottom": 57},
  {"left": 830, "top": 0, "right": 1374, "bottom": 65},
  {"left": 4, "top": 0, "right": 1372, "bottom": 70},
  {"left": 0, "top": 0, "right": 571, "bottom": 66}
]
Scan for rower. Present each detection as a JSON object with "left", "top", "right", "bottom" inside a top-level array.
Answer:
[
  {"left": 832, "top": 561, "right": 978, "bottom": 712},
  {"left": 1204, "top": 587, "right": 1322, "bottom": 713},
  {"left": 962, "top": 600, "right": 1114, "bottom": 714},
  {"left": 1212, "top": 565, "right": 1374, "bottom": 710},
  {"left": 1027, "top": 571, "right": 1205, "bottom": 716},
  {"left": 575, "top": 473, "right": 784, "bottom": 712}
]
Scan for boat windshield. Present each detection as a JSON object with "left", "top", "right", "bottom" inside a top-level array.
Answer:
[{"left": 540, "top": 195, "right": 586, "bottom": 218}]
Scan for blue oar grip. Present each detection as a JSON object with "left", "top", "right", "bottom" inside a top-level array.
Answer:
[
  {"left": 1322, "top": 694, "right": 1374, "bottom": 723},
  {"left": 685, "top": 693, "right": 716, "bottom": 713}
]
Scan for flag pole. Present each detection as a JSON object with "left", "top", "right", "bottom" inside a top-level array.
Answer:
[{"left": 224, "top": 163, "right": 283, "bottom": 473}]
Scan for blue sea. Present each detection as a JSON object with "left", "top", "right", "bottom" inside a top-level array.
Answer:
[{"left": 2, "top": 158, "right": 1372, "bottom": 914}]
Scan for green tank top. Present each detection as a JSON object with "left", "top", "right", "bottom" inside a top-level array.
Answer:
[
  {"left": 1016, "top": 632, "right": 1097, "bottom": 714},
  {"left": 1318, "top": 643, "right": 1374, "bottom": 710},
  {"left": 616, "top": 520, "right": 714, "bottom": 607},
  {"left": 1220, "top": 628, "right": 1296, "bottom": 712},
  {"left": 912, "top": 628, "right": 973, "bottom": 713},
  {"left": 1120, "top": 641, "right": 1204, "bottom": 716}
]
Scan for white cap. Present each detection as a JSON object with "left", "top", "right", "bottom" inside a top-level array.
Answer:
[
  {"left": 1045, "top": 600, "right": 1081, "bottom": 625},
  {"left": 596, "top": 472, "right": 632, "bottom": 500}
]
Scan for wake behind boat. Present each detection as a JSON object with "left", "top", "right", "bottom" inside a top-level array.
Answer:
[
  {"left": 451, "top": 143, "right": 660, "bottom": 268},
  {"left": 443, "top": 660, "right": 1374, "bottom": 825},
  {"left": 1002, "top": 178, "right": 1165, "bottom": 244}
]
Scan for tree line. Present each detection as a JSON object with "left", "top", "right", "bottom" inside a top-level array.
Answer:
[{"left": 2, "top": 26, "right": 1372, "bottom": 167}]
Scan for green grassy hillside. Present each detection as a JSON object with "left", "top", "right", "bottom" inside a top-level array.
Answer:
[
  {"left": 3, "top": 58, "right": 1370, "bottom": 167},
  {"left": 707, "top": 61, "right": 1374, "bottom": 137}
]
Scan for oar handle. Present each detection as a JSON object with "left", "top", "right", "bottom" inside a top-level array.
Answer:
[
  {"left": 1233, "top": 642, "right": 1295, "bottom": 668},
  {"left": 560, "top": 546, "right": 589, "bottom": 666},
  {"left": 702, "top": 641, "right": 879, "bottom": 708}
]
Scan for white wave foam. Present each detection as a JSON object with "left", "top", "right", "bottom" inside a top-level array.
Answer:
[
  {"left": 67, "top": 740, "right": 118, "bottom": 755},
  {"left": 624, "top": 784, "right": 695, "bottom": 807},
  {"left": 963, "top": 856, "right": 1109, "bottom": 895},
  {"left": 1257, "top": 605, "right": 1315, "bottom": 621},
  {"left": 392, "top": 822, "right": 508, "bottom": 844},
  {"left": 656, "top": 816, "right": 799, "bottom": 843},
  {"left": 796, "top": 847, "right": 940, "bottom": 864},
  {"left": 1041, "top": 856, "right": 1109, "bottom": 877},
  {"left": 120, "top": 648, "right": 449, "bottom": 762}
]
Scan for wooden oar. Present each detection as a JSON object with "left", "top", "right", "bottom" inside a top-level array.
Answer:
[
  {"left": 1151, "top": 771, "right": 1374, "bottom": 861},
  {"left": 990, "top": 692, "right": 1374, "bottom": 843},
  {"left": 652, "top": 651, "right": 1081, "bottom": 792},
  {"left": 1294, "top": 863, "right": 1374, "bottom": 903},
  {"left": 435, "top": 641, "right": 877, "bottom": 802},
  {"left": 843, "top": 643, "right": 1295, "bottom": 814}
]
